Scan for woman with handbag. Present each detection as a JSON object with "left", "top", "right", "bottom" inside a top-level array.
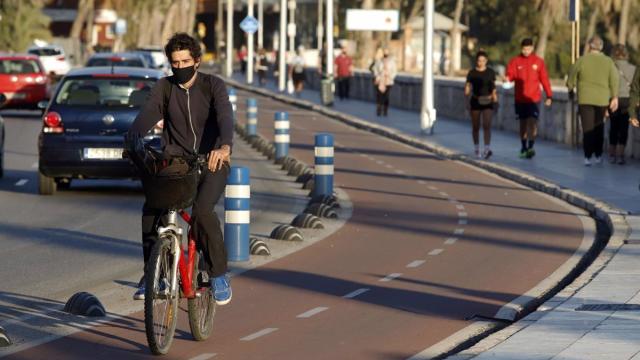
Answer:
[
  {"left": 465, "top": 50, "right": 497, "bottom": 159},
  {"left": 372, "top": 48, "right": 397, "bottom": 117}
]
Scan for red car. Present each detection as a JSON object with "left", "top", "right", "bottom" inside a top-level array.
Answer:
[{"left": 0, "top": 54, "right": 50, "bottom": 109}]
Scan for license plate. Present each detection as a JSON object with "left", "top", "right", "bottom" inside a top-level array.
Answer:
[
  {"left": 83, "top": 148, "right": 123, "bottom": 160},
  {"left": 4, "top": 92, "right": 25, "bottom": 100}
]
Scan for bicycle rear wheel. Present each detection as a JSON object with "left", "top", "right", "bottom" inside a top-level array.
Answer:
[
  {"left": 144, "top": 236, "right": 179, "bottom": 355},
  {"left": 188, "top": 250, "right": 216, "bottom": 341}
]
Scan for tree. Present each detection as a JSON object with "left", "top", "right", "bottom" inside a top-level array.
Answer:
[
  {"left": 69, "top": 0, "right": 94, "bottom": 63},
  {"left": 0, "top": 0, "right": 51, "bottom": 52},
  {"left": 448, "top": 0, "right": 464, "bottom": 75}
]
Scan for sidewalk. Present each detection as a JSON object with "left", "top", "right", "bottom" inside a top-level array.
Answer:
[{"left": 232, "top": 73, "right": 640, "bottom": 359}]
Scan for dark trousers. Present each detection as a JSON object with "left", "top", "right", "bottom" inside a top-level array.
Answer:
[
  {"left": 336, "top": 77, "right": 350, "bottom": 99},
  {"left": 579, "top": 105, "right": 606, "bottom": 158},
  {"left": 375, "top": 85, "right": 392, "bottom": 115},
  {"left": 609, "top": 98, "right": 630, "bottom": 146},
  {"left": 142, "top": 165, "right": 229, "bottom": 277}
]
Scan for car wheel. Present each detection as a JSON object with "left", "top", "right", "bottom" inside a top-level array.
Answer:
[
  {"left": 55, "top": 177, "right": 71, "bottom": 189},
  {"left": 38, "top": 172, "right": 56, "bottom": 195}
]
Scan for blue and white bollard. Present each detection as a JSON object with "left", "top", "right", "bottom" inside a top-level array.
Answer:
[
  {"left": 314, "top": 133, "right": 334, "bottom": 197},
  {"left": 274, "top": 111, "right": 290, "bottom": 161},
  {"left": 246, "top": 98, "right": 258, "bottom": 136},
  {"left": 224, "top": 166, "right": 250, "bottom": 261},
  {"left": 227, "top": 88, "right": 237, "bottom": 119}
]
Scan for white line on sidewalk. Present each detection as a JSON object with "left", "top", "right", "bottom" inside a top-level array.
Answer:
[
  {"left": 456, "top": 205, "right": 465, "bottom": 210},
  {"left": 458, "top": 219, "right": 468, "bottom": 225},
  {"left": 445, "top": 238, "right": 458, "bottom": 245},
  {"left": 380, "top": 273, "right": 402, "bottom": 282},
  {"left": 454, "top": 228, "right": 465, "bottom": 235},
  {"left": 429, "top": 249, "right": 444, "bottom": 256},
  {"left": 458, "top": 212, "right": 468, "bottom": 218},
  {"left": 343, "top": 288, "right": 370, "bottom": 299},
  {"left": 297, "top": 307, "right": 329, "bottom": 318},
  {"left": 240, "top": 328, "right": 279, "bottom": 341},
  {"left": 15, "top": 179, "right": 28, "bottom": 187},
  {"left": 189, "top": 353, "right": 217, "bottom": 360},
  {"left": 407, "top": 260, "right": 426, "bottom": 268}
]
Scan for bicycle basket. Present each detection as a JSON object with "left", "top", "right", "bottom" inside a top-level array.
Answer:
[{"left": 142, "top": 158, "right": 199, "bottom": 210}]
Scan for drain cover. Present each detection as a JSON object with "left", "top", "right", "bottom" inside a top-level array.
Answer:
[{"left": 575, "top": 304, "right": 640, "bottom": 311}]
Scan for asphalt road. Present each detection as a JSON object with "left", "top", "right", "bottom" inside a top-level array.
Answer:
[{"left": 2, "top": 87, "right": 591, "bottom": 360}]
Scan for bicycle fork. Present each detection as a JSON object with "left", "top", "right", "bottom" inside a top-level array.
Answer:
[{"left": 158, "top": 210, "right": 183, "bottom": 300}]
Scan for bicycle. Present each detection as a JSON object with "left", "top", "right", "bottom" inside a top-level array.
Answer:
[{"left": 140, "top": 156, "right": 217, "bottom": 355}]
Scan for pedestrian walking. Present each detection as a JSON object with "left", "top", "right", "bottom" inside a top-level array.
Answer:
[
  {"left": 627, "top": 61, "right": 640, "bottom": 134},
  {"left": 608, "top": 44, "right": 636, "bottom": 164},
  {"left": 505, "top": 38, "right": 553, "bottom": 159},
  {"left": 567, "top": 36, "right": 619, "bottom": 167},
  {"left": 465, "top": 50, "right": 497, "bottom": 159},
  {"left": 255, "top": 48, "right": 269, "bottom": 86},
  {"left": 334, "top": 45, "right": 353, "bottom": 100},
  {"left": 289, "top": 46, "right": 306, "bottom": 97},
  {"left": 372, "top": 48, "right": 397, "bottom": 117},
  {"left": 238, "top": 45, "right": 248, "bottom": 74}
]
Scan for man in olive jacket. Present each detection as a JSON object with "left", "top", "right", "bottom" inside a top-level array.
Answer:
[
  {"left": 629, "top": 68, "right": 640, "bottom": 128},
  {"left": 567, "top": 35, "right": 619, "bottom": 166}
]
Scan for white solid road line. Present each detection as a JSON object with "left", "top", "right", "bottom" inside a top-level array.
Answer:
[
  {"left": 343, "top": 288, "right": 370, "bottom": 299},
  {"left": 189, "top": 353, "right": 217, "bottom": 360},
  {"left": 15, "top": 179, "right": 28, "bottom": 186},
  {"left": 458, "top": 219, "right": 468, "bottom": 225},
  {"left": 240, "top": 328, "right": 279, "bottom": 341},
  {"left": 297, "top": 307, "right": 329, "bottom": 318},
  {"left": 445, "top": 238, "right": 458, "bottom": 245},
  {"left": 454, "top": 228, "right": 465, "bottom": 235},
  {"left": 380, "top": 273, "right": 403, "bottom": 282},
  {"left": 407, "top": 260, "right": 426, "bottom": 268},
  {"left": 429, "top": 249, "right": 444, "bottom": 256}
]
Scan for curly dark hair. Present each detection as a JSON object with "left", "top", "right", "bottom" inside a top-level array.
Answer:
[{"left": 164, "top": 33, "right": 202, "bottom": 61}]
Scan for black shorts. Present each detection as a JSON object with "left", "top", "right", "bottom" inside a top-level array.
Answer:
[
  {"left": 292, "top": 72, "right": 305, "bottom": 84},
  {"left": 515, "top": 102, "right": 539, "bottom": 120}
]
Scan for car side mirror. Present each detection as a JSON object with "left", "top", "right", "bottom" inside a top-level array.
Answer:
[
  {"left": 0, "top": 93, "right": 6, "bottom": 108},
  {"left": 37, "top": 100, "right": 49, "bottom": 109}
]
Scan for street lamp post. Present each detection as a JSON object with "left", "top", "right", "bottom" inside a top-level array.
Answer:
[
  {"left": 420, "top": 0, "right": 436, "bottom": 134},
  {"left": 278, "top": 0, "right": 287, "bottom": 92},
  {"left": 258, "top": 0, "right": 264, "bottom": 50},
  {"left": 226, "top": 0, "right": 234, "bottom": 77},
  {"left": 325, "top": 0, "right": 333, "bottom": 78},
  {"left": 288, "top": 0, "right": 296, "bottom": 53},
  {"left": 247, "top": 0, "right": 255, "bottom": 84}
]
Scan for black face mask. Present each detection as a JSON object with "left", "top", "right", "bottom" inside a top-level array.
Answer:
[{"left": 172, "top": 65, "right": 196, "bottom": 84}]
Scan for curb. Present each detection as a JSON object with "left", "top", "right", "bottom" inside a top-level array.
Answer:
[{"left": 222, "top": 77, "right": 630, "bottom": 358}]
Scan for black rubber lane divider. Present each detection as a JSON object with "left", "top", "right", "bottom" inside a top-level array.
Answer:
[{"left": 64, "top": 292, "right": 106, "bottom": 317}]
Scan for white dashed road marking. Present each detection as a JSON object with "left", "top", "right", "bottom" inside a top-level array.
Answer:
[
  {"left": 376, "top": 160, "right": 385, "bottom": 165},
  {"left": 240, "top": 328, "right": 279, "bottom": 341},
  {"left": 189, "top": 353, "right": 217, "bottom": 360},
  {"left": 343, "top": 288, "right": 370, "bottom": 299},
  {"left": 428, "top": 186, "right": 437, "bottom": 191},
  {"left": 297, "top": 307, "right": 329, "bottom": 318},
  {"left": 456, "top": 205, "right": 465, "bottom": 210},
  {"left": 385, "top": 164, "right": 393, "bottom": 169},
  {"left": 454, "top": 228, "right": 465, "bottom": 235},
  {"left": 429, "top": 249, "right": 444, "bottom": 256},
  {"left": 15, "top": 179, "right": 28, "bottom": 186},
  {"left": 407, "top": 260, "right": 426, "bottom": 268},
  {"left": 417, "top": 180, "right": 427, "bottom": 185},
  {"left": 445, "top": 238, "right": 458, "bottom": 245},
  {"left": 458, "top": 212, "right": 468, "bottom": 218},
  {"left": 394, "top": 169, "right": 405, "bottom": 175},
  {"left": 439, "top": 192, "right": 449, "bottom": 197},
  {"left": 380, "top": 273, "right": 402, "bottom": 282}
]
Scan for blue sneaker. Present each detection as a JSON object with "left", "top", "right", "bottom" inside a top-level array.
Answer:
[
  {"left": 133, "top": 284, "right": 145, "bottom": 300},
  {"left": 211, "top": 275, "right": 232, "bottom": 305}
]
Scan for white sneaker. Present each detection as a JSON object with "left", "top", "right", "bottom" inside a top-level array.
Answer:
[
  {"left": 584, "top": 158, "right": 592, "bottom": 166},
  {"left": 594, "top": 156, "right": 602, "bottom": 164}
]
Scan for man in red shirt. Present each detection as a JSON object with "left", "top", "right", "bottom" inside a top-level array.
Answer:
[
  {"left": 505, "top": 38, "right": 553, "bottom": 158},
  {"left": 334, "top": 46, "right": 353, "bottom": 100}
]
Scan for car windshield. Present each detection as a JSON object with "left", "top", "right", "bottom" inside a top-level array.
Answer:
[
  {"left": 54, "top": 77, "right": 156, "bottom": 107},
  {"left": 0, "top": 59, "right": 42, "bottom": 74},
  {"left": 28, "top": 48, "right": 63, "bottom": 56},
  {"left": 87, "top": 58, "right": 145, "bottom": 67}
]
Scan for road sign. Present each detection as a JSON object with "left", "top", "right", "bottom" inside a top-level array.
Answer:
[
  {"left": 568, "top": 0, "right": 580, "bottom": 22},
  {"left": 346, "top": 9, "right": 399, "bottom": 32},
  {"left": 240, "top": 16, "right": 259, "bottom": 34}
]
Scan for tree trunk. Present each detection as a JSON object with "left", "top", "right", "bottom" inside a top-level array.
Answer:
[
  {"left": 136, "top": 3, "right": 152, "bottom": 47},
  {"left": 535, "top": 0, "right": 554, "bottom": 58},
  {"left": 583, "top": 4, "right": 599, "bottom": 53},
  {"left": 618, "top": 0, "right": 631, "bottom": 45},
  {"left": 83, "top": 0, "right": 95, "bottom": 59},
  {"left": 161, "top": 2, "right": 180, "bottom": 44},
  {"left": 356, "top": 0, "right": 375, "bottom": 68},
  {"left": 448, "top": 0, "right": 464, "bottom": 75},
  {"left": 186, "top": 0, "right": 198, "bottom": 35}
]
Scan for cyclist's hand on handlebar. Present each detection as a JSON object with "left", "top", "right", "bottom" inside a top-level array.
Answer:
[{"left": 208, "top": 146, "right": 231, "bottom": 172}]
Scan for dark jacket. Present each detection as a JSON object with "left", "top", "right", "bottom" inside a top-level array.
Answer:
[
  {"left": 629, "top": 67, "right": 640, "bottom": 118},
  {"left": 129, "top": 72, "right": 234, "bottom": 157}
]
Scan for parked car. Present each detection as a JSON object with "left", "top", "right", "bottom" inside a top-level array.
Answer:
[
  {"left": 0, "top": 94, "right": 5, "bottom": 178},
  {"left": 0, "top": 54, "right": 50, "bottom": 109},
  {"left": 86, "top": 53, "right": 150, "bottom": 68},
  {"left": 27, "top": 45, "right": 71, "bottom": 77},
  {"left": 135, "top": 46, "right": 170, "bottom": 74},
  {"left": 38, "top": 66, "right": 164, "bottom": 195}
]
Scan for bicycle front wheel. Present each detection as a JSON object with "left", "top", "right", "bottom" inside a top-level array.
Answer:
[
  {"left": 144, "top": 236, "right": 179, "bottom": 355},
  {"left": 188, "top": 250, "right": 216, "bottom": 341}
]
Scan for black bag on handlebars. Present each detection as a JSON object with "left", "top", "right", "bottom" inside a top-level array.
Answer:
[{"left": 141, "top": 156, "right": 200, "bottom": 210}]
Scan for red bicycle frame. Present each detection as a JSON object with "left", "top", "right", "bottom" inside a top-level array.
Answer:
[{"left": 177, "top": 210, "right": 197, "bottom": 299}]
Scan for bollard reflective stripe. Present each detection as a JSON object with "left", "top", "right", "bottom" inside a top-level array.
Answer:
[
  {"left": 314, "top": 133, "right": 334, "bottom": 197},
  {"left": 274, "top": 111, "right": 290, "bottom": 160},
  {"left": 246, "top": 98, "right": 258, "bottom": 136},
  {"left": 227, "top": 88, "right": 237, "bottom": 121},
  {"left": 224, "top": 166, "right": 250, "bottom": 261}
]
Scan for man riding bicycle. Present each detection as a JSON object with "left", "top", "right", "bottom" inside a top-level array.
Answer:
[{"left": 126, "top": 33, "right": 234, "bottom": 305}]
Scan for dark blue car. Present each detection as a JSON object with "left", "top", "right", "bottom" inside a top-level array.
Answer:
[{"left": 38, "top": 66, "right": 164, "bottom": 195}]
